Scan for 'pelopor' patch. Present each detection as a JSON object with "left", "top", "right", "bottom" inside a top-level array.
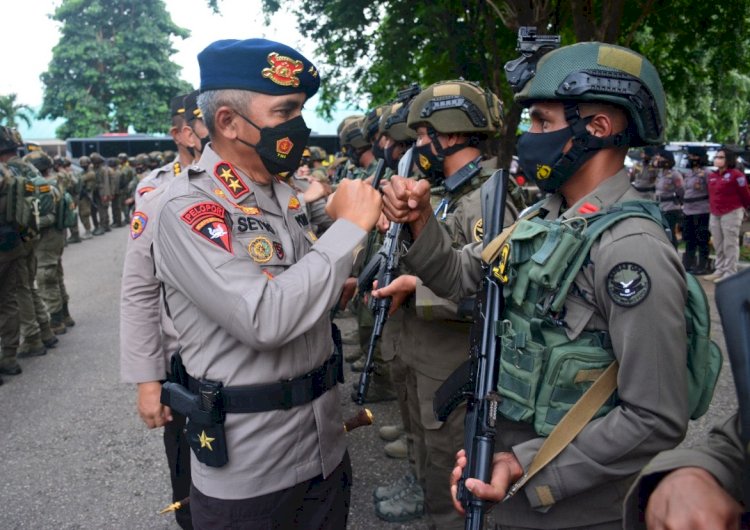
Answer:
[{"left": 181, "top": 202, "right": 233, "bottom": 253}]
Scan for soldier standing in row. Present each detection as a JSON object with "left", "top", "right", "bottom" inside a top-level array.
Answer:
[
  {"left": 90, "top": 152, "right": 112, "bottom": 235},
  {"left": 681, "top": 146, "right": 712, "bottom": 274},
  {"left": 375, "top": 40, "right": 689, "bottom": 530},
  {"left": 654, "top": 149, "right": 684, "bottom": 248},
  {"left": 630, "top": 145, "right": 658, "bottom": 199},
  {"left": 77, "top": 155, "right": 96, "bottom": 239}
]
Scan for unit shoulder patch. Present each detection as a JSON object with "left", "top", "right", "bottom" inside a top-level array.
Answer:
[
  {"left": 473, "top": 219, "right": 483, "bottom": 242},
  {"left": 180, "top": 202, "right": 233, "bottom": 253},
  {"left": 130, "top": 211, "right": 148, "bottom": 239},
  {"left": 606, "top": 262, "right": 650, "bottom": 307}
]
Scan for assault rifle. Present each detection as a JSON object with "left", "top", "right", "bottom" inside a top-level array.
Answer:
[{"left": 433, "top": 169, "right": 508, "bottom": 530}]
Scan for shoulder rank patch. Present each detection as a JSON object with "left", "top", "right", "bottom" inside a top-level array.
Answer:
[
  {"left": 248, "top": 236, "right": 273, "bottom": 263},
  {"left": 130, "top": 211, "right": 148, "bottom": 239},
  {"left": 606, "top": 262, "right": 650, "bottom": 307},
  {"left": 262, "top": 52, "right": 303, "bottom": 87},
  {"left": 214, "top": 161, "right": 250, "bottom": 199},
  {"left": 181, "top": 202, "right": 233, "bottom": 253},
  {"left": 473, "top": 219, "right": 483, "bottom": 242},
  {"left": 288, "top": 196, "right": 301, "bottom": 210},
  {"left": 138, "top": 186, "right": 156, "bottom": 196}
]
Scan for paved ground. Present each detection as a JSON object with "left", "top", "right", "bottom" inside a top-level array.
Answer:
[{"left": 0, "top": 225, "right": 740, "bottom": 529}]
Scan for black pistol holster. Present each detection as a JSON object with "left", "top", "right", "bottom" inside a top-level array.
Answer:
[{"left": 162, "top": 354, "right": 229, "bottom": 468}]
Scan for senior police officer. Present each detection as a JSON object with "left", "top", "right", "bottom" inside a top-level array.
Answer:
[
  {"left": 150, "top": 38, "right": 381, "bottom": 529},
  {"left": 373, "top": 40, "right": 688, "bottom": 529}
]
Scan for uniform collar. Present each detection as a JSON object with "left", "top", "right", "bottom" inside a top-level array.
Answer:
[{"left": 541, "top": 168, "right": 632, "bottom": 219}]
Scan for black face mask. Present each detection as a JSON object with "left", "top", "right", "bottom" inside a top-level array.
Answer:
[
  {"left": 235, "top": 113, "right": 311, "bottom": 175},
  {"left": 516, "top": 127, "right": 574, "bottom": 193},
  {"left": 384, "top": 143, "right": 401, "bottom": 171},
  {"left": 415, "top": 142, "right": 444, "bottom": 182},
  {"left": 372, "top": 141, "right": 385, "bottom": 161}
]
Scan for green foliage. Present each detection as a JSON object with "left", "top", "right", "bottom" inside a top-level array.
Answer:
[
  {"left": 39, "top": 0, "right": 192, "bottom": 139},
  {"left": 0, "top": 94, "right": 35, "bottom": 128},
  {"left": 264, "top": 0, "right": 750, "bottom": 158}
]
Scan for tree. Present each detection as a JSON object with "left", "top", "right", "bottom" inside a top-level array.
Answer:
[
  {"left": 263, "top": 0, "right": 750, "bottom": 161},
  {"left": 39, "top": 0, "right": 192, "bottom": 139},
  {"left": 0, "top": 94, "right": 35, "bottom": 129}
]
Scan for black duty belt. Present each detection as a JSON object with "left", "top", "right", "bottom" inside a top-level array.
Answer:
[
  {"left": 683, "top": 195, "right": 709, "bottom": 203},
  {"left": 632, "top": 183, "right": 656, "bottom": 192},
  {"left": 657, "top": 194, "right": 678, "bottom": 202},
  {"left": 185, "top": 354, "right": 342, "bottom": 413}
]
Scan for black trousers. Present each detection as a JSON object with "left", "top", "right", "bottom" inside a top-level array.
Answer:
[
  {"left": 190, "top": 451, "right": 352, "bottom": 530},
  {"left": 164, "top": 411, "right": 193, "bottom": 530},
  {"left": 662, "top": 209, "right": 683, "bottom": 248},
  {"left": 682, "top": 212, "right": 711, "bottom": 260}
]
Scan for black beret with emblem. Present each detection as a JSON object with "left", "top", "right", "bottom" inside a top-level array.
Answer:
[
  {"left": 198, "top": 38, "right": 320, "bottom": 99},
  {"left": 171, "top": 94, "right": 188, "bottom": 117},
  {"left": 183, "top": 89, "right": 203, "bottom": 123}
]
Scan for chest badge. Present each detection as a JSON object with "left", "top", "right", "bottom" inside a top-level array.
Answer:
[
  {"left": 606, "top": 262, "right": 651, "bottom": 307},
  {"left": 248, "top": 236, "right": 274, "bottom": 263},
  {"left": 214, "top": 161, "right": 249, "bottom": 199},
  {"left": 288, "top": 196, "right": 301, "bottom": 210}
]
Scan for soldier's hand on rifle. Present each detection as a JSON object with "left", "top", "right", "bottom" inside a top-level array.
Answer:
[
  {"left": 381, "top": 175, "right": 432, "bottom": 237},
  {"left": 449, "top": 449, "right": 524, "bottom": 515},
  {"left": 645, "top": 467, "right": 742, "bottom": 530},
  {"left": 371, "top": 275, "right": 417, "bottom": 314},
  {"left": 137, "top": 381, "right": 173, "bottom": 429},
  {"left": 326, "top": 179, "right": 382, "bottom": 232},
  {"left": 376, "top": 212, "right": 390, "bottom": 234}
]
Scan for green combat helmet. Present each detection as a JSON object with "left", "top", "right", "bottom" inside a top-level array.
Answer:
[
  {"left": 362, "top": 105, "right": 387, "bottom": 145},
  {"left": 0, "top": 126, "right": 22, "bottom": 154},
  {"left": 162, "top": 150, "right": 176, "bottom": 164},
  {"left": 503, "top": 28, "right": 665, "bottom": 191},
  {"left": 309, "top": 146, "right": 327, "bottom": 162},
  {"left": 339, "top": 116, "right": 370, "bottom": 151},
  {"left": 118, "top": 152, "right": 128, "bottom": 163},
  {"left": 89, "top": 152, "right": 105, "bottom": 165},
  {"left": 78, "top": 156, "right": 91, "bottom": 170},
  {"left": 24, "top": 151, "right": 53, "bottom": 173},
  {"left": 407, "top": 79, "right": 503, "bottom": 136}
]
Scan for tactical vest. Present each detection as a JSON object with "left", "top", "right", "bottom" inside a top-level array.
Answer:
[
  {"left": 491, "top": 201, "right": 721, "bottom": 436},
  {"left": 4, "top": 163, "right": 41, "bottom": 238}
]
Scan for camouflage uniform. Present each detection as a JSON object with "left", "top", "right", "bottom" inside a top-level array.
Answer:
[
  {"left": 77, "top": 156, "right": 96, "bottom": 238},
  {"left": 90, "top": 153, "right": 112, "bottom": 235}
]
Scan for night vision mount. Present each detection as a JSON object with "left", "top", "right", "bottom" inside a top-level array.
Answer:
[{"left": 504, "top": 27, "right": 561, "bottom": 93}]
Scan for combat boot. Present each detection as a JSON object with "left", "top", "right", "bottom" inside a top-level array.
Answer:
[
  {"left": 379, "top": 424, "right": 405, "bottom": 442},
  {"left": 0, "top": 352, "right": 22, "bottom": 376},
  {"left": 341, "top": 328, "right": 359, "bottom": 345},
  {"left": 375, "top": 480, "right": 425, "bottom": 522},
  {"left": 39, "top": 321, "right": 59, "bottom": 348},
  {"left": 373, "top": 472, "right": 416, "bottom": 502},
  {"left": 384, "top": 435, "right": 408, "bottom": 459},
  {"left": 67, "top": 234, "right": 82, "bottom": 244},
  {"left": 92, "top": 226, "right": 105, "bottom": 236},
  {"left": 62, "top": 302, "right": 76, "bottom": 327},
  {"left": 18, "top": 334, "right": 47, "bottom": 358},
  {"left": 50, "top": 311, "right": 67, "bottom": 335},
  {"left": 81, "top": 230, "right": 93, "bottom": 240}
]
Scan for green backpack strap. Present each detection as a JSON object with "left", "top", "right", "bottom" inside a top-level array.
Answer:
[{"left": 549, "top": 201, "right": 666, "bottom": 313}]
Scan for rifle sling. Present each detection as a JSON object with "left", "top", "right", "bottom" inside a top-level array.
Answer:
[{"left": 504, "top": 361, "right": 619, "bottom": 503}]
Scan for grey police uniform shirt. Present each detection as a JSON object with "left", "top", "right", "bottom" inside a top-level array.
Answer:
[
  {"left": 120, "top": 183, "right": 180, "bottom": 384},
  {"left": 682, "top": 167, "right": 710, "bottom": 216},
  {"left": 623, "top": 413, "right": 746, "bottom": 529},
  {"left": 151, "top": 145, "right": 366, "bottom": 500},
  {"left": 655, "top": 168, "right": 684, "bottom": 213},
  {"left": 403, "top": 169, "right": 689, "bottom": 528},
  {"left": 135, "top": 161, "right": 181, "bottom": 208}
]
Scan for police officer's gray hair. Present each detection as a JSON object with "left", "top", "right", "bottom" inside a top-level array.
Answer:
[{"left": 198, "top": 90, "right": 255, "bottom": 137}]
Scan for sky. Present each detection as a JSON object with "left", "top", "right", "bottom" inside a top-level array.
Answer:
[{"left": 0, "top": 0, "right": 360, "bottom": 139}]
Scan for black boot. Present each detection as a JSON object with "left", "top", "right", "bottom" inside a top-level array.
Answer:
[
  {"left": 62, "top": 302, "right": 76, "bottom": 327},
  {"left": 51, "top": 311, "right": 67, "bottom": 335},
  {"left": 693, "top": 255, "right": 711, "bottom": 275},
  {"left": 682, "top": 252, "right": 695, "bottom": 274}
]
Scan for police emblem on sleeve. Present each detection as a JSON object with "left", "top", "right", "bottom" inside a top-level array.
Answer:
[
  {"left": 248, "top": 236, "right": 274, "bottom": 263},
  {"left": 606, "top": 262, "right": 651, "bottom": 307},
  {"left": 130, "top": 211, "right": 148, "bottom": 239},
  {"left": 181, "top": 202, "right": 233, "bottom": 253},
  {"left": 473, "top": 219, "right": 483, "bottom": 242}
]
